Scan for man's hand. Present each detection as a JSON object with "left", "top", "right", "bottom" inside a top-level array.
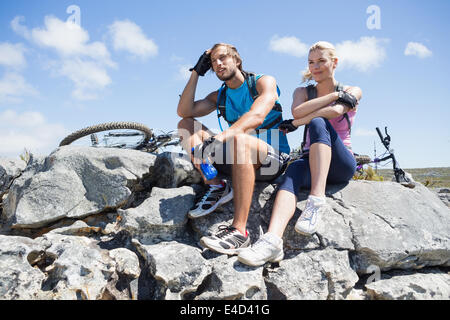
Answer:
[
  {"left": 192, "top": 136, "right": 220, "bottom": 162},
  {"left": 279, "top": 119, "right": 298, "bottom": 134},
  {"left": 189, "top": 51, "right": 211, "bottom": 76},
  {"left": 337, "top": 91, "right": 358, "bottom": 109}
]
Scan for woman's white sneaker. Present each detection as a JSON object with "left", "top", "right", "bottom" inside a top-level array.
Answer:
[
  {"left": 238, "top": 232, "right": 284, "bottom": 267},
  {"left": 295, "top": 195, "right": 326, "bottom": 235}
]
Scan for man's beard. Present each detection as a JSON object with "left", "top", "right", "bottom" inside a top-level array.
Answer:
[{"left": 217, "top": 68, "right": 237, "bottom": 82}]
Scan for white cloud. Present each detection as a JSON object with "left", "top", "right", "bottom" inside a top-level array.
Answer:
[
  {"left": 0, "top": 109, "right": 68, "bottom": 157},
  {"left": 404, "top": 42, "right": 432, "bottom": 58},
  {"left": 0, "top": 72, "right": 38, "bottom": 104},
  {"left": 353, "top": 128, "right": 377, "bottom": 137},
  {"left": 269, "top": 35, "right": 309, "bottom": 58},
  {"left": 176, "top": 64, "right": 191, "bottom": 81},
  {"left": 59, "top": 58, "right": 112, "bottom": 100},
  {"left": 335, "top": 37, "right": 388, "bottom": 72},
  {"left": 268, "top": 36, "right": 387, "bottom": 72},
  {"left": 0, "top": 42, "right": 27, "bottom": 69},
  {"left": 10, "top": 16, "right": 31, "bottom": 40},
  {"left": 28, "top": 16, "right": 114, "bottom": 65},
  {"left": 11, "top": 15, "right": 115, "bottom": 101},
  {"left": 108, "top": 20, "right": 158, "bottom": 60}
]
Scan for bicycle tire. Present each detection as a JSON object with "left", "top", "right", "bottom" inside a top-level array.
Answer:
[
  {"left": 355, "top": 154, "right": 371, "bottom": 166},
  {"left": 59, "top": 122, "right": 153, "bottom": 149}
]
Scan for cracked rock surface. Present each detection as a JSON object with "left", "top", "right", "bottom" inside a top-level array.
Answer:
[{"left": 0, "top": 147, "right": 449, "bottom": 300}]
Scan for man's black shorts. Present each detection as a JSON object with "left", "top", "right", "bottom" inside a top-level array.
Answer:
[{"left": 211, "top": 142, "right": 290, "bottom": 182}]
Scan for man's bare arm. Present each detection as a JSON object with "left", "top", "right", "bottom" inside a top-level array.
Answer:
[{"left": 177, "top": 71, "right": 217, "bottom": 118}]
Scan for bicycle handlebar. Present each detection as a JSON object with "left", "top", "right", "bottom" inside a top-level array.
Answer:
[
  {"left": 376, "top": 127, "right": 383, "bottom": 141},
  {"left": 376, "top": 126, "right": 392, "bottom": 150}
]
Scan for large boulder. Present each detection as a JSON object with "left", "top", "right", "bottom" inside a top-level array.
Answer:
[
  {"left": 2, "top": 146, "right": 156, "bottom": 228},
  {"left": 365, "top": 269, "right": 450, "bottom": 300},
  {"left": 118, "top": 186, "right": 195, "bottom": 244},
  {"left": 0, "top": 235, "right": 48, "bottom": 299},
  {"left": 0, "top": 158, "right": 26, "bottom": 196},
  {"left": 0, "top": 233, "right": 139, "bottom": 300}
]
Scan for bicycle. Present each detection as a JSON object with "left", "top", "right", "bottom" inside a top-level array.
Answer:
[
  {"left": 353, "top": 126, "right": 414, "bottom": 187},
  {"left": 59, "top": 121, "right": 181, "bottom": 154}
]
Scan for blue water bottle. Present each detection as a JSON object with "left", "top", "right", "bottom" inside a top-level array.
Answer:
[{"left": 191, "top": 147, "right": 218, "bottom": 180}]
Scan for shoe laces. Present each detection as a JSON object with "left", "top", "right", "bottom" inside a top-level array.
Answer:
[
  {"left": 199, "top": 184, "right": 221, "bottom": 203},
  {"left": 215, "top": 225, "right": 236, "bottom": 239},
  {"left": 301, "top": 199, "right": 321, "bottom": 221},
  {"left": 252, "top": 228, "right": 277, "bottom": 251},
  {"left": 252, "top": 236, "right": 272, "bottom": 251}
]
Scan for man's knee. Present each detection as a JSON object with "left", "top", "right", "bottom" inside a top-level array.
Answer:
[
  {"left": 177, "top": 117, "right": 195, "bottom": 131},
  {"left": 232, "top": 133, "right": 268, "bottom": 165},
  {"left": 177, "top": 117, "right": 198, "bottom": 146}
]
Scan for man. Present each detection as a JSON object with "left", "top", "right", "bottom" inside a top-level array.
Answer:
[{"left": 177, "top": 43, "right": 290, "bottom": 255}]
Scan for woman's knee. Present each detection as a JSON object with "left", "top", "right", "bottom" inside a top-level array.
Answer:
[
  {"left": 309, "top": 117, "right": 331, "bottom": 146},
  {"left": 309, "top": 117, "right": 327, "bottom": 130}
]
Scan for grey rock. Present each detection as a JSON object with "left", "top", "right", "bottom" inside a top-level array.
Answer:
[
  {"left": 148, "top": 152, "right": 202, "bottom": 188},
  {"left": 339, "top": 181, "right": 450, "bottom": 274},
  {"left": 33, "top": 234, "right": 118, "bottom": 300},
  {"left": 118, "top": 186, "right": 195, "bottom": 244},
  {"left": 195, "top": 254, "right": 267, "bottom": 300},
  {"left": 0, "top": 233, "right": 136, "bottom": 300},
  {"left": 109, "top": 247, "right": 141, "bottom": 279},
  {"left": 0, "top": 158, "right": 26, "bottom": 196},
  {"left": 0, "top": 235, "right": 48, "bottom": 300},
  {"left": 3, "top": 146, "right": 156, "bottom": 228},
  {"left": 264, "top": 248, "right": 358, "bottom": 300},
  {"left": 135, "top": 241, "right": 211, "bottom": 300},
  {"left": 365, "top": 269, "right": 450, "bottom": 300}
]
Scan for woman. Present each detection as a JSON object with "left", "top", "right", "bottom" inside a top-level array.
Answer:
[{"left": 238, "top": 41, "right": 362, "bottom": 267}]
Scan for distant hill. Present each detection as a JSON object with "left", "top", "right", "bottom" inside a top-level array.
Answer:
[{"left": 376, "top": 167, "right": 450, "bottom": 188}]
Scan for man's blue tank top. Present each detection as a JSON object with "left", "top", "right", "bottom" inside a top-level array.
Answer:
[{"left": 217, "top": 74, "right": 290, "bottom": 154}]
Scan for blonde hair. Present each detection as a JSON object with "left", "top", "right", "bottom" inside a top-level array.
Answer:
[
  {"left": 210, "top": 43, "right": 243, "bottom": 72},
  {"left": 302, "top": 41, "right": 337, "bottom": 83}
]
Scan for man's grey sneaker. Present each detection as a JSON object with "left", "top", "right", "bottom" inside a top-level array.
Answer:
[
  {"left": 200, "top": 225, "right": 250, "bottom": 255},
  {"left": 295, "top": 195, "right": 326, "bottom": 235},
  {"left": 188, "top": 180, "right": 233, "bottom": 219},
  {"left": 238, "top": 232, "right": 284, "bottom": 267}
]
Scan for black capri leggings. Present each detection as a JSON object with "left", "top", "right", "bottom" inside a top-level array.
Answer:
[{"left": 278, "top": 117, "right": 356, "bottom": 196}]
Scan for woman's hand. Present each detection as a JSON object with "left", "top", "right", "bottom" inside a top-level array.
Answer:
[{"left": 337, "top": 91, "right": 358, "bottom": 109}]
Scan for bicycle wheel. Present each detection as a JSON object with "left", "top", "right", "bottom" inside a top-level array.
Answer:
[{"left": 59, "top": 122, "right": 153, "bottom": 149}]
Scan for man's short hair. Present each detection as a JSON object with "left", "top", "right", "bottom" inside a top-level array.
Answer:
[{"left": 210, "top": 43, "right": 243, "bottom": 72}]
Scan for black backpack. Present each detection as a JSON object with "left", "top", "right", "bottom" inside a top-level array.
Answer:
[
  {"left": 301, "top": 82, "right": 352, "bottom": 151},
  {"left": 216, "top": 72, "right": 283, "bottom": 131}
]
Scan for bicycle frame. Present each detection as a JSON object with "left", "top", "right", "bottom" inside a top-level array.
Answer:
[
  {"left": 355, "top": 127, "right": 409, "bottom": 184},
  {"left": 374, "top": 127, "right": 407, "bottom": 183}
]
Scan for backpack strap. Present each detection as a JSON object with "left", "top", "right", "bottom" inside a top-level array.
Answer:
[
  {"left": 217, "top": 83, "right": 228, "bottom": 122},
  {"left": 245, "top": 72, "right": 283, "bottom": 113},
  {"left": 301, "top": 85, "right": 318, "bottom": 150},
  {"left": 216, "top": 72, "right": 283, "bottom": 130}
]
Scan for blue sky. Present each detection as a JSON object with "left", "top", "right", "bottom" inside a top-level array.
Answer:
[{"left": 0, "top": 0, "right": 449, "bottom": 168}]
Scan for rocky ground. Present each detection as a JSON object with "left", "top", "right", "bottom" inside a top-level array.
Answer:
[{"left": 0, "top": 146, "right": 449, "bottom": 300}]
